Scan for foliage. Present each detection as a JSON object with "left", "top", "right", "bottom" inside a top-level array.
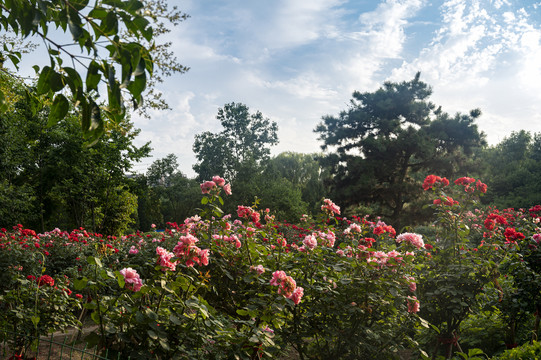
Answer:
[
  {"left": 0, "top": 73, "right": 151, "bottom": 234},
  {"left": 458, "top": 310, "right": 507, "bottom": 357},
  {"left": 482, "top": 130, "right": 541, "bottom": 209},
  {"left": 3, "top": 174, "right": 541, "bottom": 359},
  {"left": 264, "top": 152, "right": 328, "bottom": 215},
  {"left": 257, "top": 177, "right": 308, "bottom": 222},
  {"left": 193, "top": 102, "right": 278, "bottom": 182},
  {"left": 492, "top": 341, "right": 541, "bottom": 360},
  {"left": 0, "top": 0, "right": 188, "bottom": 142},
  {"left": 414, "top": 176, "right": 503, "bottom": 358},
  {"left": 0, "top": 249, "right": 81, "bottom": 358},
  {"left": 315, "top": 73, "right": 485, "bottom": 228},
  {"left": 0, "top": 180, "right": 423, "bottom": 359},
  {"left": 143, "top": 154, "right": 201, "bottom": 227}
]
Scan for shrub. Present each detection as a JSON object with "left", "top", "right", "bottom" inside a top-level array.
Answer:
[{"left": 492, "top": 341, "right": 541, "bottom": 359}]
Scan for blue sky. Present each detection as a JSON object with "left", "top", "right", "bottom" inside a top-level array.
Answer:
[
  {"left": 9, "top": 0, "right": 541, "bottom": 177},
  {"left": 130, "top": 0, "right": 541, "bottom": 177}
]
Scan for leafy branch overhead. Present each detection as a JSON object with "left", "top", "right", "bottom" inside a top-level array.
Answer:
[{"left": 0, "top": 0, "right": 188, "bottom": 143}]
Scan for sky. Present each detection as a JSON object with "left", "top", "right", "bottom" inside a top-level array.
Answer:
[
  {"left": 129, "top": 0, "right": 541, "bottom": 177},
  {"left": 10, "top": 0, "right": 541, "bottom": 177}
]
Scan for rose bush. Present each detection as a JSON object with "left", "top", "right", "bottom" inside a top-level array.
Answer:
[{"left": 1, "top": 175, "right": 541, "bottom": 359}]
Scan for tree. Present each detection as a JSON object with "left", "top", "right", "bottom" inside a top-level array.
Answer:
[
  {"left": 193, "top": 102, "right": 278, "bottom": 182},
  {"left": 0, "top": 0, "right": 188, "bottom": 142},
  {"left": 141, "top": 154, "right": 200, "bottom": 227},
  {"left": 0, "top": 71, "right": 151, "bottom": 233},
  {"left": 264, "top": 152, "right": 327, "bottom": 214},
  {"left": 315, "top": 73, "right": 485, "bottom": 227},
  {"left": 147, "top": 154, "right": 181, "bottom": 187},
  {"left": 482, "top": 130, "right": 541, "bottom": 208}
]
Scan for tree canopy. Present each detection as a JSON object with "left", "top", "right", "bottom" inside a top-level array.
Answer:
[
  {"left": 0, "top": 71, "right": 150, "bottom": 234},
  {"left": 0, "top": 0, "right": 188, "bottom": 143},
  {"left": 482, "top": 130, "right": 541, "bottom": 209},
  {"left": 192, "top": 102, "right": 278, "bottom": 182},
  {"left": 315, "top": 73, "right": 486, "bottom": 226}
]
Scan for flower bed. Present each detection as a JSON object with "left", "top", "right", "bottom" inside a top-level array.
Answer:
[{"left": 1, "top": 175, "right": 541, "bottom": 359}]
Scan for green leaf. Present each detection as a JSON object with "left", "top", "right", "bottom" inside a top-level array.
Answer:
[
  {"left": 87, "top": 256, "right": 103, "bottom": 267},
  {"left": 100, "top": 11, "right": 119, "bottom": 36},
  {"left": 48, "top": 70, "right": 65, "bottom": 92},
  {"left": 147, "top": 329, "right": 157, "bottom": 340},
  {"left": 48, "top": 94, "right": 69, "bottom": 126},
  {"left": 144, "top": 308, "right": 158, "bottom": 320},
  {"left": 68, "top": 18, "right": 83, "bottom": 41},
  {"left": 31, "top": 315, "right": 40, "bottom": 328},
  {"left": 125, "top": 0, "right": 144, "bottom": 12},
  {"left": 88, "top": 7, "right": 108, "bottom": 20},
  {"left": 81, "top": 99, "right": 104, "bottom": 144},
  {"left": 468, "top": 348, "right": 485, "bottom": 356},
  {"left": 132, "top": 53, "right": 146, "bottom": 76},
  {"left": 236, "top": 309, "right": 249, "bottom": 316},
  {"left": 71, "top": 0, "right": 89, "bottom": 11},
  {"left": 116, "top": 271, "right": 125, "bottom": 288},
  {"left": 131, "top": 15, "right": 152, "bottom": 40},
  {"left": 63, "top": 67, "right": 83, "bottom": 94},
  {"left": 126, "top": 43, "right": 142, "bottom": 70},
  {"left": 418, "top": 317, "right": 430, "bottom": 328},
  {"left": 128, "top": 67, "right": 147, "bottom": 102},
  {"left": 159, "top": 339, "right": 170, "bottom": 351},
  {"left": 86, "top": 61, "right": 101, "bottom": 92},
  {"left": 91, "top": 311, "right": 101, "bottom": 325},
  {"left": 73, "top": 278, "right": 88, "bottom": 290},
  {"left": 36, "top": 66, "right": 52, "bottom": 94},
  {"left": 169, "top": 314, "right": 182, "bottom": 325},
  {"left": 83, "top": 302, "right": 97, "bottom": 311},
  {"left": 7, "top": 53, "right": 20, "bottom": 69}
]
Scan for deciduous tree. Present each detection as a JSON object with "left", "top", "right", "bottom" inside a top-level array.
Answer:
[
  {"left": 0, "top": 0, "right": 188, "bottom": 142},
  {"left": 193, "top": 102, "right": 278, "bottom": 182},
  {"left": 482, "top": 130, "right": 541, "bottom": 208}
]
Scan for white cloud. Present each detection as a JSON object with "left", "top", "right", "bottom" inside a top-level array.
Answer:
[
  {"left": 253, "top": 73, "right": 339, "bottom": 100},
  {"left": 387, "top": 0, "right": 541, "bottom": 145},
  {"left": 256, "top": 0, "right": 347, "bottom": 49},
  {"left": 356, "top": 0, "right": 425, "bottom": 58},
  {"left": 492, "top": 0, "right": 511, "bottom": 9},
  {"left": 128, "top": 0, "right": 541, "bottom": 177}
]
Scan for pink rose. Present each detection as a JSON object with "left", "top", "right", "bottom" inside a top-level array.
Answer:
[
  {"left": 407, "top": 296, "right": 420, "bottom": 313},
  {"left": 288, "top": 286, "right": 304, "bottom": 305},
  {"left": 396, "top": 232, "right": 425, "bottom": 249},
  {"left": 120, "top": 267, "right": 143, "bottom": 292},
  {"left": 212, "top": 176, "right": 226, "bottom": 187},
  {"left": 200, "top": 181, "right": 216, "bottom": 194},
  {"left": 302, "top": 234, "right": 317, "bottom": 250}
]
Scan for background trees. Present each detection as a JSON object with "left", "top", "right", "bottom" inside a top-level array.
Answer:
[
  {"left": 482, "top": 130, "right": 541, "bottom": 209},
  {"left": 139, "top": 154, "right": 200, "bottom": 229},
  {"left": 4, "top": 60, "right": 541, "bottom": 233},
  {"left": 263, "top": 152, "right": 327, "bottom": 216},
  {"left": 192, "top": 102, "right": 280, "bottom": 213},
  {"left": 193, "top": 102, "right": 278, "bottom": 182},
  {"left": 0, "top": 72, "right": 150, "bottom": 234},
  {"left": 315, "top": 73, "right": 486, "bottom": 227}
]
